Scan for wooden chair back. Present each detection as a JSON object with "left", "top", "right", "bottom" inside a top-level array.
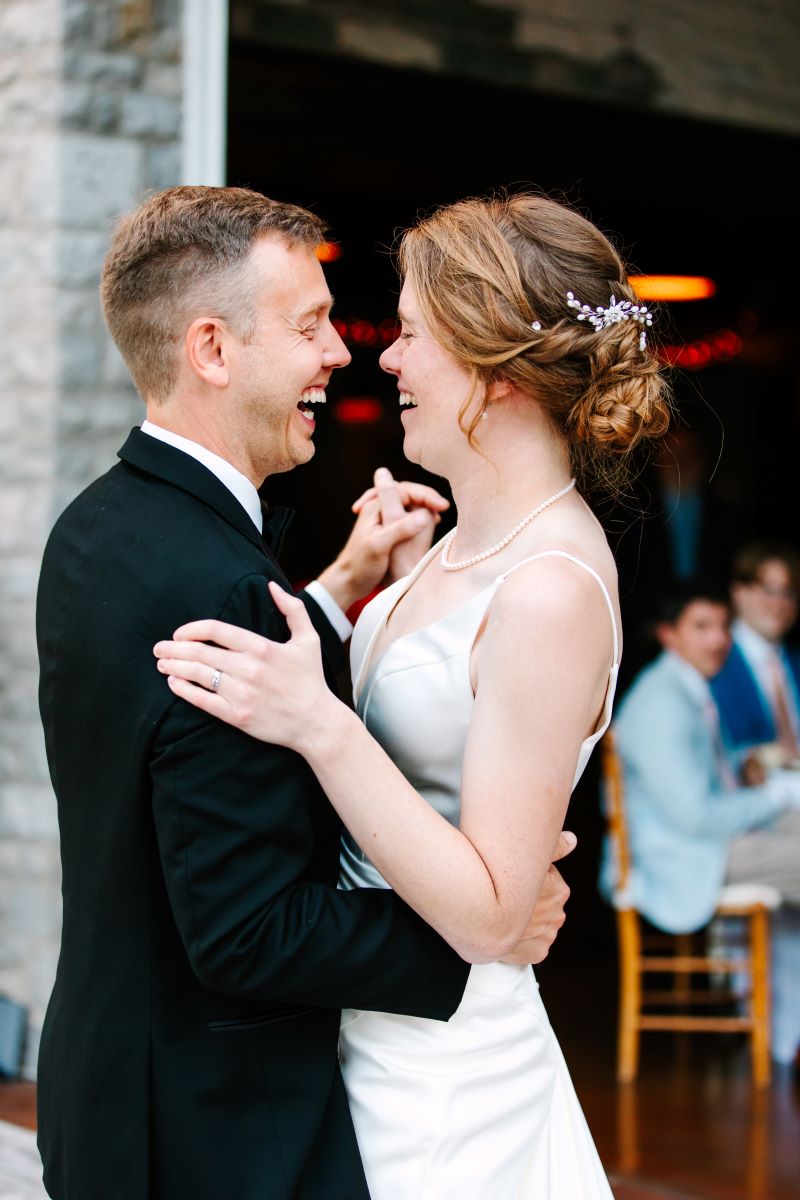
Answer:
[
  {"left": 598, "top": 729, "right": 772, "bottom": 1087},
  {"left": 600, "top": 729, "right": 632, "bottom": 902}
]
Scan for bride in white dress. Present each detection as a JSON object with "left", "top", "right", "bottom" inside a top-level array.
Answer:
[{"left": 158, "top": 193, "right": 670, "bottom": 1196}]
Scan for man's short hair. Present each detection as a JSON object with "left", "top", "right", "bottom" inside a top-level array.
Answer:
[
  {"left": 655, "top": 580, "right": 731, "bottom": 628},
  {"left": 100, "top": 186, "right": 326, "bottom": 402},
  {"left": 731, "top": 540, "right": 800, "bottom": 594}
]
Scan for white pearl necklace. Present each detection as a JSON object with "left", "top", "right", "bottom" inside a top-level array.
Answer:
[{"left": 440, "top": 479, "right": 577, "bottom": 572}]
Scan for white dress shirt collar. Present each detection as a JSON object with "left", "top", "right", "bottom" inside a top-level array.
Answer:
[
  {"left": 140, "top": 420, "right": 263, "bottom": 533},
  {"left": 665, "top": 649, "right": 713, "bottom": 708},
  {"left": 666, "top": 651, "right": 737, "bottom": 787},
  {"left": 733, "top": 617, "right": 778, "bottom": 670},
  {"left": 733, "top": 617, "right": 799, "bottom": 734},
  {"left": 139, "top": 421, "right": 353, "bottom": 642}
]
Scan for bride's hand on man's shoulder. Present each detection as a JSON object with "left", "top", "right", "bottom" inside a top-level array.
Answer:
[{"left": 152, "top": 584, "right": 338, "bottom": 750}]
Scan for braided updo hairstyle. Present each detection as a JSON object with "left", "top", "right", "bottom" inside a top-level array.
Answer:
[{"left": 398, "top": 193, "right": 671, "bottom": 488}]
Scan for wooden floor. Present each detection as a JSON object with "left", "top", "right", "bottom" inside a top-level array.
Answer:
[
  {"left": 545, "top": 960, "right": 800, "bottom": 1200},
  {"left": 2, "top": 961, "right": 798, "bottom": 1199},
  {"left": 0, "top": 1083, "right": 35, "bottom": 1131}
]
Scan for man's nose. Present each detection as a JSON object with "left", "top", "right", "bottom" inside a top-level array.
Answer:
[{"left": 325, "top": 324, "right": 351, "bottom": 369}]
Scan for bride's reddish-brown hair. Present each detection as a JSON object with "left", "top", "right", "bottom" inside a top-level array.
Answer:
[{"left": 397, "top": 192, "right": 671, "bottom": 488}]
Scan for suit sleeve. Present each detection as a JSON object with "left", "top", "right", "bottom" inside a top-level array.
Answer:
[
  {"left": 616, "top": 683, "right": 786, "bottom": 838},
  {"left": 150, "top": 573, "right": 469, "bottom": 1016}
]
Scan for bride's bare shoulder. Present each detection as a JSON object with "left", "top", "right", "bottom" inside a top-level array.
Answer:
[{"left": 486, "top": 527, "right": 619, "bottom": 657}]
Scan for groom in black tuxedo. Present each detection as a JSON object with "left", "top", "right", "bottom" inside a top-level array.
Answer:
[{"left": 36, "top": 187, "right": 570, "bottom": 1200}]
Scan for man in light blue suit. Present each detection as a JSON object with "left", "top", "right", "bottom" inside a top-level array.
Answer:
[
  {"left": 604, "top": 582, "right": 800, "bottom": 931},
  {"left": 601, "top": 581, "right": 800, "bottom": 1062}
]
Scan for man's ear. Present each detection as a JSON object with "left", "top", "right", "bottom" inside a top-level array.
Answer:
[
  {"left": 184, "top": 317, "right": 230, "bottom": 389},
  {"left": 656, "top": 622, "right": 675, "bottom": 651}
]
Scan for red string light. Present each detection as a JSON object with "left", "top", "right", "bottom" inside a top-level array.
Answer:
[
  {"left": 657, "top": 329, "right": 743, "bottom": 370},
  {"left": 335, "top": 313, "right": 747, "bottom": 373},
  {"left": 334, "top": 396, "right": 383, "bottom": 425}
]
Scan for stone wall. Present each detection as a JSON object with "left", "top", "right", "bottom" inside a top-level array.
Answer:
[
  {"left": 0, "top": 0, "right": 182, "bottom": 1076},
  {"left": 232, "top": 0, "right": 800, "bottom": 137}
]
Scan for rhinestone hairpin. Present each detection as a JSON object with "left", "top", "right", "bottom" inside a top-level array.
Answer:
[{"left": 565, "top": 291, "right": 653, "bottom": 351}]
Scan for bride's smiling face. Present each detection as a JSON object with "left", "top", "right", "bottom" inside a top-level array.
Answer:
[{"left": 379, "top": 280, "right": 479, "bottom": 474}]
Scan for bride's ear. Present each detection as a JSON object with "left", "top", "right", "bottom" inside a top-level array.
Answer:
[{"left": 485, "top": 379, "right": 513, "bottom": 404}]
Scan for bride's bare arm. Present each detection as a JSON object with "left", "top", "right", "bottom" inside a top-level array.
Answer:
[{"left": 154, "top": 559, "right": 611, "bottom": 964}]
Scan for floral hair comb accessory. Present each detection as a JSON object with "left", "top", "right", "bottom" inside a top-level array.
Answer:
[{"left": 565, "top": 291, "right": 653, "bottom": 351}]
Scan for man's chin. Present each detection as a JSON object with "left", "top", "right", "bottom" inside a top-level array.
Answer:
[
  {"left": 292, "top": 439, "right": 316, "bottom": 469},
  {"left": 261, "top": 444, "right": 315, "bottom": 478}
]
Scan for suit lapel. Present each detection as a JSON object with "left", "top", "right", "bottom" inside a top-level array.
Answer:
[
  {"left": 710, "top": 641, "right": 776, "bottom": 748},
  {"left": 117, "top": 427, "right": 343, "bottom": 680},
  {"left": 119, "top": 426, "right": 266, "bottom": 552}
]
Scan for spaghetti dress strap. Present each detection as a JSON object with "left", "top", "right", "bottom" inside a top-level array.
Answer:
[{"left": 497, "top": 550, "right": 620, "bottom": 667}]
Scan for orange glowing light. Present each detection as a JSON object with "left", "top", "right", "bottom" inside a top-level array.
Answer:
[
  {"left": 316, "top": 241, "right": 343, "bottom": 263},
  {"left": 628, "top": 275, "right": 717, "bottom": 302}
]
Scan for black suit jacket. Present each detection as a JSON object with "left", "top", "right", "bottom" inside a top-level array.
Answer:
[{"left": 36, "top": 429, "right": 469, "bottom": 1200}]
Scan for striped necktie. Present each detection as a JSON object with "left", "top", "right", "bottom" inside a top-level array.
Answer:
[
  {"left": 769, "top": 648, "right": 799, "bottom": 759},
  {"left": 703, "top": 695, "right": 738, "bottom": 790}
]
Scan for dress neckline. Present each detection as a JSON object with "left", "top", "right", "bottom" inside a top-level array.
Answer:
[
  {"left": 353, "top": 540, "right": 621, "bottom": 721},
  {"left": 353, "top": 532, "right": 493, "bottom": 704}
]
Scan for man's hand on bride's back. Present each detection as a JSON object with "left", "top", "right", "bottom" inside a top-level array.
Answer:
[
  {"left": 316, "top": 468, "right": 449, "bottom": 611},
  {"left": 500, "top": 831, "right": 575, "bottom": 965}
]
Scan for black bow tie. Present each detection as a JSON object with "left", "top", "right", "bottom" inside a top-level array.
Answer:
[{"left": 260, "top": 504, "right": 295, "bottom": 559}]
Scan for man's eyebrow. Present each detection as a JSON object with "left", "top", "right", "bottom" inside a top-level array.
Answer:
[{"left": 296, "top": 295, "right": 335, "bottom": 321}]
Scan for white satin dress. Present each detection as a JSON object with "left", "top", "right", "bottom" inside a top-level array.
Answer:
[{"left": 338, "top": 539, "right": 619, "bottom": 1199}]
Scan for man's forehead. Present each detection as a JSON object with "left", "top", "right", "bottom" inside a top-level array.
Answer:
[
  {"left": 684, "top": 600, "right": 728, "bottom": 623},
  {"left": 757, "top": 559, "right": 790, "bottom": 580},
  {"left": 250, "top": 235, "right": 332, "bottom": 313}
]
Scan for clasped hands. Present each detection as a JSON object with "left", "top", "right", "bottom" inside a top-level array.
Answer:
[{"left": 316, "top": 466, "right": 451, "bottom": 613}]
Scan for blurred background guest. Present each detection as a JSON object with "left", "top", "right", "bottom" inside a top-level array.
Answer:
[
  {"left": 652, "top": 426, "right": 742, "bottom": 585},
  {"left": 599, "top": 581, "right": 800, "bottom": 1063},
  {"left": 711, "top": 541, "right": 800, "bottom": 763},
  {"left": 611, "top": 424, "right": 745, "bottom": 689},
  {"left": 709, "top": 541, "right": 800, "bottom": 1067}
]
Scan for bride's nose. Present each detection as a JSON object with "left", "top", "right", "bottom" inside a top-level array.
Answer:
[{"left": 379, "top": 339, "right": 400, "bottom": 375}]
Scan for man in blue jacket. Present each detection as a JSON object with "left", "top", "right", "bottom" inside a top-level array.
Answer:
[{"left": 711, "top": 541, "right": 800, "bottom": 762}]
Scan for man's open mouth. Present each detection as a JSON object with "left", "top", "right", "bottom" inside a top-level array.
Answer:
[{"left": 298, "top": 388, "right": 327, "bottom": 417}]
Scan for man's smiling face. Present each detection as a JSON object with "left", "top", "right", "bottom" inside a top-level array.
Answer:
[{"left": 230, "top": 235, "right": 351, "bottom": 480}]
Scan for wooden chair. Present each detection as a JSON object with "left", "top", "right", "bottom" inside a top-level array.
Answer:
[{"left": 601, "top": 731, "right": 780, "bottom": 1088}]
